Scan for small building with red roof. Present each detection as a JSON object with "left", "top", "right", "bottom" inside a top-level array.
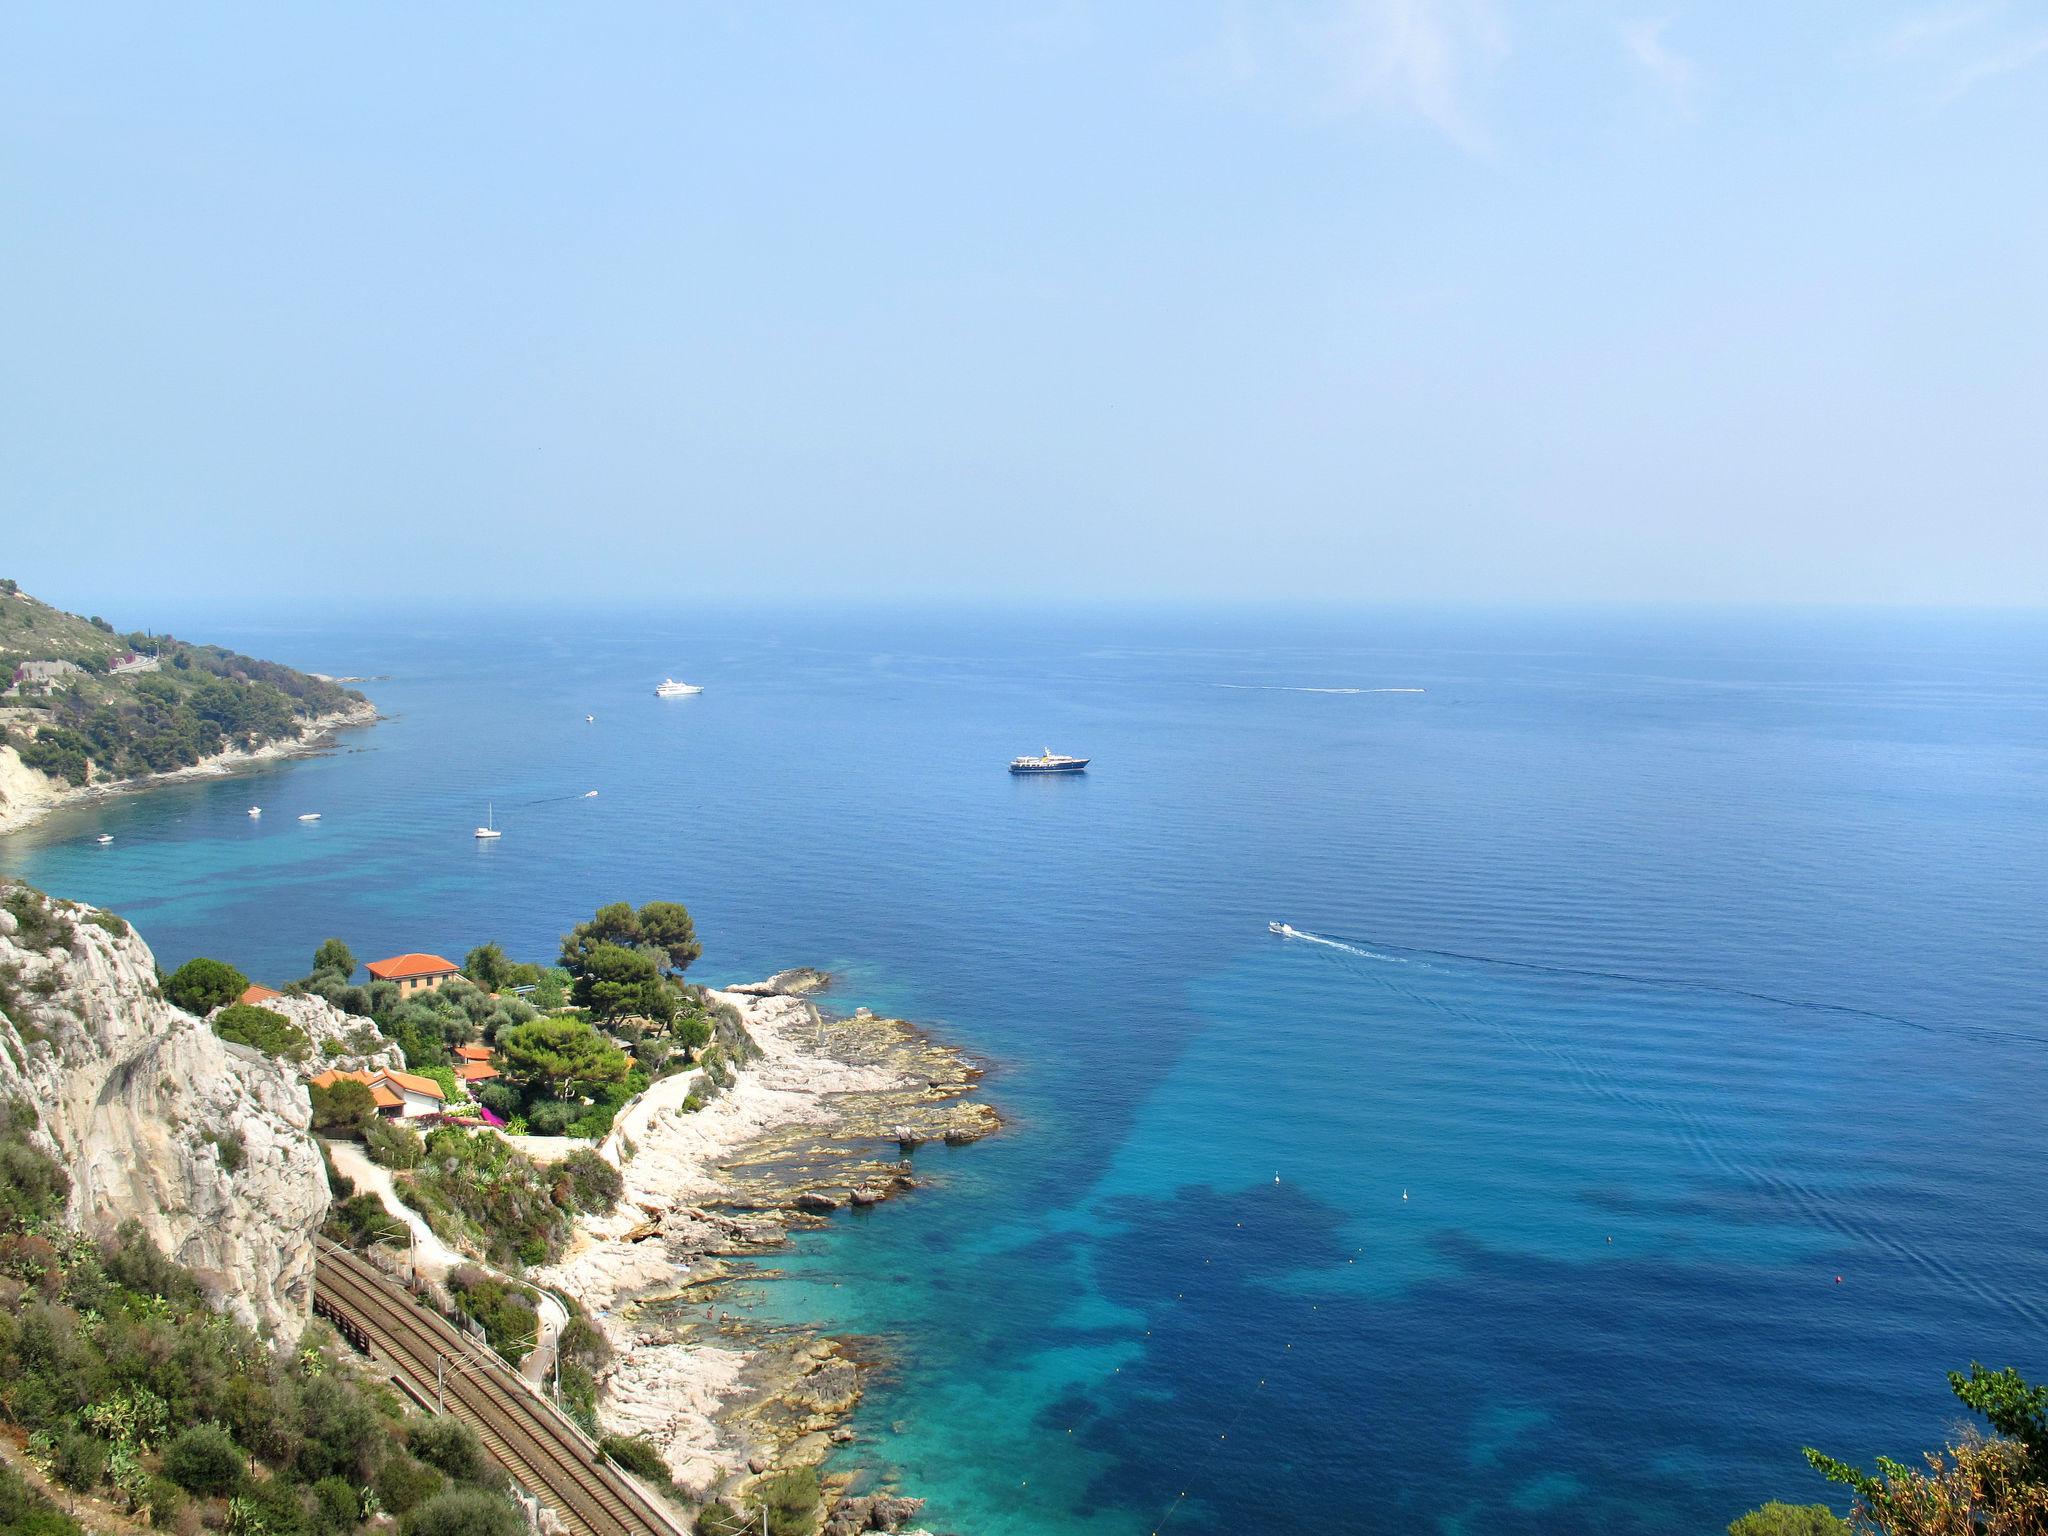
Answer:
[
  {"left": 364, "top": 952, "right": 462, "bottom": 996},
  {"left": 239, "top": 983, "right": 285, "bottom": 1006},
  {"left": 309, "top": 1067, "right": 448, "bottom": 1119}
]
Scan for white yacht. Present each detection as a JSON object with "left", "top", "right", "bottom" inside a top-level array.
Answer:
[
  {"left": 475, "top": 802, "right": 502, "bottom": 840},
  {"left": 95, "top": 833, "right": 113, "bottom": 845},
  {"left": 248, "top": 806, "right": 262, "bottom": 818},
  {"left": 655, "top": 678, "right": 703, "bottom": 697},
  {"left": 298, "top": 812, "right": 321, "bottom": 822}
]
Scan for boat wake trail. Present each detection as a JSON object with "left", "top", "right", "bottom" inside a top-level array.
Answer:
[
  {"left": 1272, "top": 925, "right": 2048, "bottom": 1048},
  {"left": 1217, "top": 684, "right": 1425, "bottom": 695},
  {"left": 1268, "top": 924, "right": 1410, "bottom": 964}
]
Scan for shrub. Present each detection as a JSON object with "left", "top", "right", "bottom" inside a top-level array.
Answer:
[
  {"left": 2, "top": 887, "right": 75, "bottom": 953},
  {"left": 364, "top": 1118, "right": 424, "bottom": 1170},
  {"left": 205, "top": 1129, "right": 247, "bottom": 1172},
  {"left": 409, "top": 1418, "right": 487, "bottom": 1484},
  {"left": 324, "top": 1192, "right": 408, "bottom": 1251},
  {"left": 53, "top": 1428, "right": 108, "bottom": 1491},
  {"left": 310, "top": 1078, "right": 378, "bottom": 1135},
  {"left": 1727, "top": 1504, "right": 1848, "bottom": 1536},
  {"left": 0, "top": 1132, "right": 71, "bottom": 1228},
  {"left": 83, "top": 910, "right": 128, "bottom": 939},
  {"left": 401, "top": 1486, "right": 523, "bottom": 1536},
  {"left": 294, "top": 1375, "right": 383, "bottom": 1484},
  {"left": 164, "top": 1424, "right": 244, "bottom": 1496},
  {"left": 749, "top": 1467, "right": 822, "bottom": 1536},
  {"left": 371, "top": 1453, "right": 443, "bottom": 1517},
  {"left": 311, "top": 940, "right": 356, "bottom": 979},
  {"left": 599, "top": 1434, "right": 669, "bottom": 1482},
  {"left": 212, "top": 1004, "right": 311, "bottom": 1062},
  {"left": 558, "top": 1150, "right": 622, "bottom": 1215},
  {"left": 445, "top": 1267, "right": 539, "bottom": 1365},
  {"left": 309, "top": 1476, "right": 358, "bottom": 1536},
  {"left": 163, "top": 958, "right": 248, "bottom": 1015},
  {"left": 0, "top": 1462, "right": 82, "bottom": 1536},
  {"left": 146, "top": 1474, "right": 185, "bottom": 1528}
]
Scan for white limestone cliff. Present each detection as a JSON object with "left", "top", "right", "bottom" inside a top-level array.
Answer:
[{"left": 0, "top": 882, "right": 329, "bottom": 1336}]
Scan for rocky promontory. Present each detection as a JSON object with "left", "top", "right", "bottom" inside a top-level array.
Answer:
[{"left": 537, "top": 982, "right": 997, "bottom": 1527}]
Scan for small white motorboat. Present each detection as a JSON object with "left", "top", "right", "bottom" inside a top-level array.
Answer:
[
  {"left": 586, "top": 714, "right": 595, "bottom": 723},
  {"left": 298, "top": 813, "right": 321, "bottom": 822},
  {"left": 1269, "top": 921, "right": 1301, "bottom": 937},
  {"left": 655, "top": 678, "right": 703, "bottom": 697},
  {"left": 475, "top": 802, "right": 502, "bottom": 840},
  {"left": 583, "top": 790, "right": 599, "bottom": 798},
  {"left": 248, "top": 806, "right": 262, "bottom": 817},
  {"left": 95, "top": 833, "right": 113, "bottom": 845}
]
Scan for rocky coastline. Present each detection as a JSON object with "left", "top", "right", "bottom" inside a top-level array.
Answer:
[
  {"left": 538, "top": 975, "right": 998, "bottom": 1534},
  {"left": 0, "top": 697, "right": 379, "bottom": 836}
]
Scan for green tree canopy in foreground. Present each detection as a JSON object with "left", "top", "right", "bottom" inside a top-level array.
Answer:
[
  {"left": 496, "top": 1016, "right": 630, "bottom": 1101},
  {"left": 1728, "top": 1502, "right": 1848, "bottom": 1536},
  {"left": 1805, "top": 1365, "right": 2048, "bottom": 1534},
  {"left": 313, "top": 937, "right": 357, "bottom": 978},
  {"left": 559, "top": 899, "right": 700, "bottom": 979},
  {"left": 570, "top": 943, "right": 675, "bottom": 1024},
  {"left": 163, "top": 956, "right": 248, "bottom": 1015}
]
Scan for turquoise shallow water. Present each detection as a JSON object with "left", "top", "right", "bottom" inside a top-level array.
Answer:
[{"left": 4, "top": 604, "right": 2045, "bottom": 1533}]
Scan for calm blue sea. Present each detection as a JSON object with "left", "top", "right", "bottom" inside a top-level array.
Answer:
[{"left": 5, "top": 604, "right": 2046, "bottom": 1534}]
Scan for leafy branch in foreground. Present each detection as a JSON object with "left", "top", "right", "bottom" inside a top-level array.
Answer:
[{"left": 1804, "top": 1365, "right": 2048, "bottom": 1535}]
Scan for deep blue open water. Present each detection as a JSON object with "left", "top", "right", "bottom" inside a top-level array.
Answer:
[{"left": 4, "top": 604, "right": 2044, "bottom": 1534}]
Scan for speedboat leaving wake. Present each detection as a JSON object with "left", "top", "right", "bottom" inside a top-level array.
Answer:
[{"left": 1268, "top": 922, "right": 1407, "bottom": 962}]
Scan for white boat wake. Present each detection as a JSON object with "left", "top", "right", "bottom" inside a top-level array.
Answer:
[{"left": 1268, "top": 922, "right": 1409, "bottom": 963}]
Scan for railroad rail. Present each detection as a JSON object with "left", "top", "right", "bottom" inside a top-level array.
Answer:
[{"left": 313, "top": 1241, "right": 690, "bottom": 1536}]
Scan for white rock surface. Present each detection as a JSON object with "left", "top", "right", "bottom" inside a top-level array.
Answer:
[
  {"left": 229, "top": 991, "right": 407, "bottom": 1076},
  {"left": 0, "top": 884, "right": 330, "bottom": 1336}
]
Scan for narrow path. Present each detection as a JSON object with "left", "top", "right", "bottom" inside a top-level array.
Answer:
[{"left": 325, "top": 1137, "right": 569, "bottom": 1388}]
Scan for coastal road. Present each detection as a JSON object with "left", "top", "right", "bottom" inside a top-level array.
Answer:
[{"left": 312, "top": 1241, "right": 690, "bottom": 1536}]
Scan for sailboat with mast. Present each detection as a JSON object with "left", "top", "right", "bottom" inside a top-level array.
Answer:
[{"left": 474, "top": 802, "right": 502, "bottom": 840}]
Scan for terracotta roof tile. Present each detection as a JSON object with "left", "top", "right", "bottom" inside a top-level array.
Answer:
[
  {"left": 239, "top": 984, "right": 284, "bottom": 1005},
  {"left": 364, "top": 953, "right": 462, "bottom": 981}
]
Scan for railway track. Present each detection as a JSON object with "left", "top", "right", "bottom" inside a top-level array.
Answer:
[{"left": 313, "top": 1241, "right": 690, "bottom": 1536}]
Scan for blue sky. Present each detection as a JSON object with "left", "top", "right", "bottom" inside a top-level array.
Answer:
[{"left": 4, "top": 2, "right": 2044, "bottom": 609}]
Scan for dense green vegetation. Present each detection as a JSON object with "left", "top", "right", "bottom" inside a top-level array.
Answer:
[
  {"left": 445, "top": 1267, "right": 539, "bottom": 1366},
  {"left": 163, "top": 956, "right": 250, "bottom": 1015},
  {"left": 398, "top": 1128, "right": 571, "bottom": 1268},
  {"left": 213, "top": 1002, "right": 313, "bottom": 1062},
  {"left": 0, "top": 584, "right": 364, "bottom": 785},
  {"left": 1727, "top": 1502, "right": 1849, "bottom": 1535},
  {"left": 0, "top": 1103, "right": 524, "bottom": 1536}
]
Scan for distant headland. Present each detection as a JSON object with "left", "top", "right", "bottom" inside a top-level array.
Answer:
[{"left": 0, "top": 578, "right": 375, "bottom": 835}]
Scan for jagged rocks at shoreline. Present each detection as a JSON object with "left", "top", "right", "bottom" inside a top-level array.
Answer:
[{"left": 536, "top": 983, "right": 996, "bottom": 1526}]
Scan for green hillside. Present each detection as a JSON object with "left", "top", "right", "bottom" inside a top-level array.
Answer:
[{"left": 0, "top": 577, "right": 366, "bottom": 785}]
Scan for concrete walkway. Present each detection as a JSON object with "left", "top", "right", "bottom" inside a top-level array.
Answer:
[{"left": 324, "top": 1137, "right": 569, "bottom": 1390}]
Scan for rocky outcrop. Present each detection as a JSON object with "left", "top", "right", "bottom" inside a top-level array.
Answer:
[
  {"left": 224, "top": 991, "right": 406, "bottom": 1077},
  {"left": 0, "top": 882, "right": 329, "bottom": 1336}
]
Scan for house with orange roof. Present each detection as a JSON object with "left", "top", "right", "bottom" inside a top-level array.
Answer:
[
  {"left": 239, "top": 983, "right": 285, "bottom": 1006},
  {"left": 452, "top": 1043, "right": 500, "bottom": 1085},
  {"left": 309, "top": 1066, "right": 448, "bottom": 1119},
  {"left": 364, "top": 952, "right": 462, "bottom": 996}
]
